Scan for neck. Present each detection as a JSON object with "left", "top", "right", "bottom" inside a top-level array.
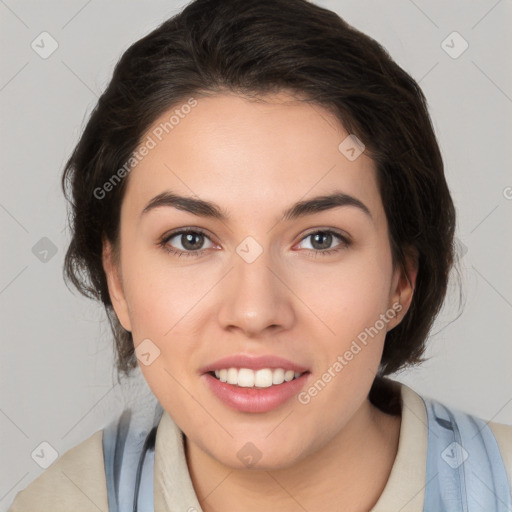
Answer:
[{"left": 185, "top": 397, "right": 401, "bottom": 512}]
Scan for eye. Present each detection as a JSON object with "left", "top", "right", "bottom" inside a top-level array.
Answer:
[
  {"left": 296, "top": 229, "right": 351, "bottom": 256},
  {"left": 158, "top": 227, "right": 351, "bottom": 258},
  {"left": 159, "top": 228, "right": 215, "bottom": 258}
]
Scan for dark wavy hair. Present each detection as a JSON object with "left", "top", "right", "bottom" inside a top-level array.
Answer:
[{"left": 62, "top": 0, "right": 456, "bottom": 379}]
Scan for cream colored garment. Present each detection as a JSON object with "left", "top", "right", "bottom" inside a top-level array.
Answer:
[{"left": 8, "top": 382, "right": 512, "bottom": 511}]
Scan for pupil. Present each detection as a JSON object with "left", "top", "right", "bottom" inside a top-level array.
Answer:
[
  {"left": 183, "top": 233, "right": 203, "bottom": 250},
  {"left": 312, "top": 232, "right": 332, "bottom": 250}
]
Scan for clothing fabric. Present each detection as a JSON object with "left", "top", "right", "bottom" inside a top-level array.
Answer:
[{"left": 7, "top": 381, "right": 512, "bottom": 511}]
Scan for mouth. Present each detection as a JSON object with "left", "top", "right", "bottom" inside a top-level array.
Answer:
[
  {"left": 208, "top": 367, "right": 307, "bottom": 388},
  {"left": 200, "top": 354, "right": 311, "bottom": 413},
  {"left": 201, "top": 355, "right": 311, "bottom": 413}
]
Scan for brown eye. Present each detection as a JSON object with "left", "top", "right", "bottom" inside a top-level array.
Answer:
[
  {"left": 160, "top": 229, "right": 215, "bottom": 257},
  {"left": 174, "top": 232, "right": 206, "bottom": 251},
  {"left": 297, "top": 230, "right": 350, "bottom": 255}
]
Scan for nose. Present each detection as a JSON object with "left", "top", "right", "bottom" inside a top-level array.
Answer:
[{"left": 216, "top": 245, "right": 295, "bottom": 337}]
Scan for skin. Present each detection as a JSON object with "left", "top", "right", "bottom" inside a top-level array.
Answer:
[{"left": 103, "top": 91, "right": 417, "bottom": 511}]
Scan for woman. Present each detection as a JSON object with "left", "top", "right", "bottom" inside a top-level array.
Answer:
[{"left": 8, "top": 0, "right": 511, "bottom": 510}]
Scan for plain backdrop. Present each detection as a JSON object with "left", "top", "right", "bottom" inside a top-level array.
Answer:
[{"left": 1, "top": 0, "right": 511, "bottom": 508}]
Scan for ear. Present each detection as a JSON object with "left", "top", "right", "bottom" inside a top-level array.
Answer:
[
  {"left": 386, "top": 247, "right": 419, "bottom": 331},
  {"left": 102, "top": 238, "right": 132, "bottom": 332}
]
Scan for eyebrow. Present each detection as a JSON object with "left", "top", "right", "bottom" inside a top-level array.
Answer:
[{"left": 141, "top": 190, "right": 372, "bottom": 222}]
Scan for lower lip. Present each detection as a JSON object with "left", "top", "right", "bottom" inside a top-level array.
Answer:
[{"left": 203, "top": 372, "right": 310, "bottom": 413}]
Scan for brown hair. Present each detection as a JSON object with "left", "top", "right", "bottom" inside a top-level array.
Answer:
[{"left": 62, "top": 0, "right": 456, "bottom": 378}]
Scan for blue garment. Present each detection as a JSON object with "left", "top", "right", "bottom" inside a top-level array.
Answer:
[
  {"left": 421, "top": 397, "right": 511, "bottom": 512},
  {"left": 102, "top": 396, "right": 511, "bottom": 511},
  {"left": 102, "top": 404, "right": 163, "bottom": 512}
]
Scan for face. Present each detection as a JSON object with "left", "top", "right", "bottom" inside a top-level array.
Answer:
[{"left": 103, "top": 91, "right": 415, "bottom": 470}]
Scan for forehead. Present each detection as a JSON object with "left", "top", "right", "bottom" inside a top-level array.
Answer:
[{"left": 122, "top": 92, "right": 383, "bottom": 223}]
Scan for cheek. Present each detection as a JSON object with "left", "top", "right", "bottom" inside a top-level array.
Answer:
[
  {"left": 292, "top": 255, "right": 393, "bottom": 436},
  {"left": 121, "top": 253, "right": 210, "bottom": 415},
  {"left": 296, "top": 249, "right": 393, "bottom": 346},
  {"left": 120, "top": 247, "right": 222, "bottom": 396},
  {"left": 121, "top": 243, "right": 203, "bottom": 338}
]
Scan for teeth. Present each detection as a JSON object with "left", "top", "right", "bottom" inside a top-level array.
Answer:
[
  {"left": 227, "top": 368, "right": 238, "bottom": 385},
  {"left": 211, "top": 367, "right": 303, "bottom": 388},
  {"left": 238, "top": 368, "right": 254, "bottom": 387},
  {"left": 272, "top": 368, "right": 285, "bottom": 385},
  {"left": 254, "top": 369, "right": 273, "bottom": 388}
]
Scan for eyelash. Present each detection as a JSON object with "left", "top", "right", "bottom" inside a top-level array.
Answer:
[{"left": 158, "top": 227, "right": 351, "bottom": 259}]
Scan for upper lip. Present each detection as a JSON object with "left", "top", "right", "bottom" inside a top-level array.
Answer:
[{"left": 199, "top": 354, "right": 309, "bottom": 374}]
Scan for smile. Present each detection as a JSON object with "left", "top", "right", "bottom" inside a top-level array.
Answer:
[
  {"left": 211, "top": 367, "right": 304, "bottom": 388},
  {"left": 203, "top": 369, "right": 310, "bottom": 413}
]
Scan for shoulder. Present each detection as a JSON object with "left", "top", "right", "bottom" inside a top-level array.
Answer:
[
  {"left": 400, "top": 380, "right": 512, "bottom": 490},
  {"left": 8, "top": 429, "right": 109, "bottom": 512},
  {"left": 488, "top": 420, "right": 512, "bottom": 486}
]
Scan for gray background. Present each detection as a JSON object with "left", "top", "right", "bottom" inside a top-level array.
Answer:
[{"left": 1, "top": 0, "right": 511, "bottom": 508}]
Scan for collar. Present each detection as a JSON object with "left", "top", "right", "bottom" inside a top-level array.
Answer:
[{"left": 370, "top": 381, "right": 427, "bottom": 511}]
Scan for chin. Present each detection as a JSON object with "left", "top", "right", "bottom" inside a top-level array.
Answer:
[{"left": 205, "top": 435, "right": 313, "bottom": 472}]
